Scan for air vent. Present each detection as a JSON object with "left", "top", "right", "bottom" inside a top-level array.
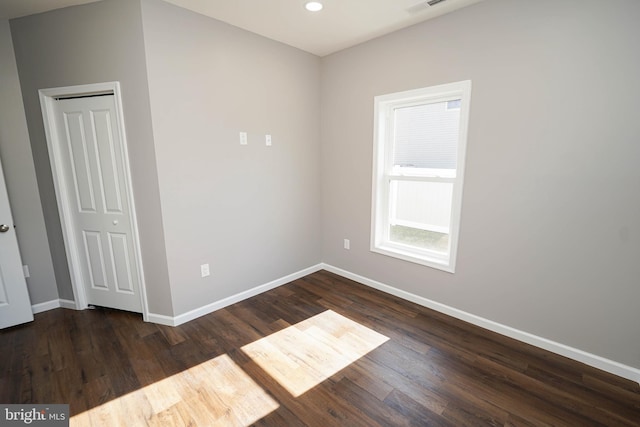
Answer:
[{"left": 406, "top": 0, "right": 447, "bottom": 14}]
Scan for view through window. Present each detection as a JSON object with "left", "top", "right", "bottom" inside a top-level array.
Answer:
[{"left": 371, "top": 81, "right": 471, "bottom": 272}]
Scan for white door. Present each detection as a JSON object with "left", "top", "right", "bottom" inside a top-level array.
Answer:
[
  {"left": 52, "top": 94, "right": 142, "bottom": 313},
  {"left": 0, "top": 156, "right": 33, "bottom": 328}
]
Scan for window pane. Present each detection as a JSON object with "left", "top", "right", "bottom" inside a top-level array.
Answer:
[
  {"left": 446, "top": 99, "right": 461, "bottom": 110},
  {"left": 390, "top": 225, "right": 449, "bottom": 254},
  {"left": 389, "top": 180, "right": 453, "bottom": 254},
  {"left": 393, "top": 100, "right": 461, "bottom": 171}
]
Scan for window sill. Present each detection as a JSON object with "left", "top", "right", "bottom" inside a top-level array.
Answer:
[{"left": 370, "top": 244, "right": 455, "bottom": 273}]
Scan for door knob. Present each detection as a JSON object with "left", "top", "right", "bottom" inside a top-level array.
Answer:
[{"left": 0, "top": 224, "right": 10, "bottom": 233}]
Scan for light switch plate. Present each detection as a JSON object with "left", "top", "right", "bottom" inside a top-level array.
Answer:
[{"left": 200, "top": 263, "right": 210, "bottom": 277}]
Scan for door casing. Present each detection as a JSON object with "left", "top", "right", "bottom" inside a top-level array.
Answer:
[{"left": 39, "top": 82, "right": 149, "bottom": 321}]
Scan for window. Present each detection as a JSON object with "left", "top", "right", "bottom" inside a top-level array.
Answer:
[{"left": 371, "top": 81, "right": 471, "bottom": 272}]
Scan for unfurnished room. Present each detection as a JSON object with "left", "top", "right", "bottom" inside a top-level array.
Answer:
[{"left": 0, "top": 0, "right": 639, "bottom": 425}]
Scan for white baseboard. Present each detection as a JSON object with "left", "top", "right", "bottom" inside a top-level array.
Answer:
[
  {"left": 31, "top": 299, "right": 60, "bottom": 314},
  {"left": 321, "top": 263, "right": 640, "bottom": 385},
  {"left": 59, "top": 299, "right": 77, "bottom": 309},
  {"left": 147, "top": 264, "right": 325, "bottom": 327},
  {"left": 39, "top": 262, "right": 639, "bottom": 384},
  {"left": 145, "top": 312, "right": 175, "bottom": 327},
  {"left": 31, "top": 298, "right": 78, "bottom": 314}
]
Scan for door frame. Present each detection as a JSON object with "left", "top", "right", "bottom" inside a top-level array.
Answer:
[{"left": 39, "top": 81, "right": 149, "bottom": 321}]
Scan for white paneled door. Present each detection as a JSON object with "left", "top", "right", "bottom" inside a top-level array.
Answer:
[
  {"left": 52, "top": 94, "right": 142, "bottom": 313},
  {"left": 0, "top": 156, "right": 33, "bottom": 329}
]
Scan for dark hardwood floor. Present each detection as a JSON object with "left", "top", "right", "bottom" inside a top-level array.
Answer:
[{"left": 1, "top": 270, "right": 639, "bottom": 426}]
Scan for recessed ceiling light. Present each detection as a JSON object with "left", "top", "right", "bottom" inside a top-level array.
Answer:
[{"left": 305, "top": 1, "right": 323, "bottom": 12}]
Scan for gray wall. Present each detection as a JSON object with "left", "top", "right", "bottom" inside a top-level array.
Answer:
[
  {"left": 0, "top": 20, "right": 58, "bottom": 305},
  {"left": 141, "top": 0, "right": 322, "bottom": 314},
  {"left": 10, "top": 0, "right": 173, "bottom": 315},
  {"left": 320, "top": 0, "right": 640, "bottom": 369}
]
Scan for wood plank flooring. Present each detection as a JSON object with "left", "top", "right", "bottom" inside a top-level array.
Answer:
[{"left": 1, "top": 270, "right": 639, "bottom": 426}]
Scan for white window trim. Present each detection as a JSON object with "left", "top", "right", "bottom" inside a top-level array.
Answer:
[{"left": 370, "top": 80, "right": 472, "bottom": 273}]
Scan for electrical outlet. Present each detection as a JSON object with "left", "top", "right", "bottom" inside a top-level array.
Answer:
[
  {"left": 23, "top": 265, "right": 30, "bottom": 278},
  {"left": 240, "top": 132, "right": 248, "bottom": 145},
  {"left": 265, "top": 134, "right": 272, "bottom": 146},
  {"left": 200, "top": 263, "right": 210, "bottom": 277},
  {"left": 343, "top": 239, "right": 350, "bottom": 250}
]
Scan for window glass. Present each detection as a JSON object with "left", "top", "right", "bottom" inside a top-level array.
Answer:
[
  {"left": 389, "top": 180, "right": 453, "bottom": 254},
  {"left": 392, "top": 101, "right": 461, "bottom": 172},
  {"left": 371, "top": 81, "right": 471, "bottom": 272}
]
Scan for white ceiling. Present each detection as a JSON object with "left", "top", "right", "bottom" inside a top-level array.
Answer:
[{"left": 0, "top": 0, "right": 483, "bottom": 56}]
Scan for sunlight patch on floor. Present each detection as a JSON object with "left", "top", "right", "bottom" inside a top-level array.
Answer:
[
  {"left": 241, "top": 310, "right": 389, "bottom": 397},
  {"left": 71, "top": 354, "right": 279, "bottom": 427}
]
